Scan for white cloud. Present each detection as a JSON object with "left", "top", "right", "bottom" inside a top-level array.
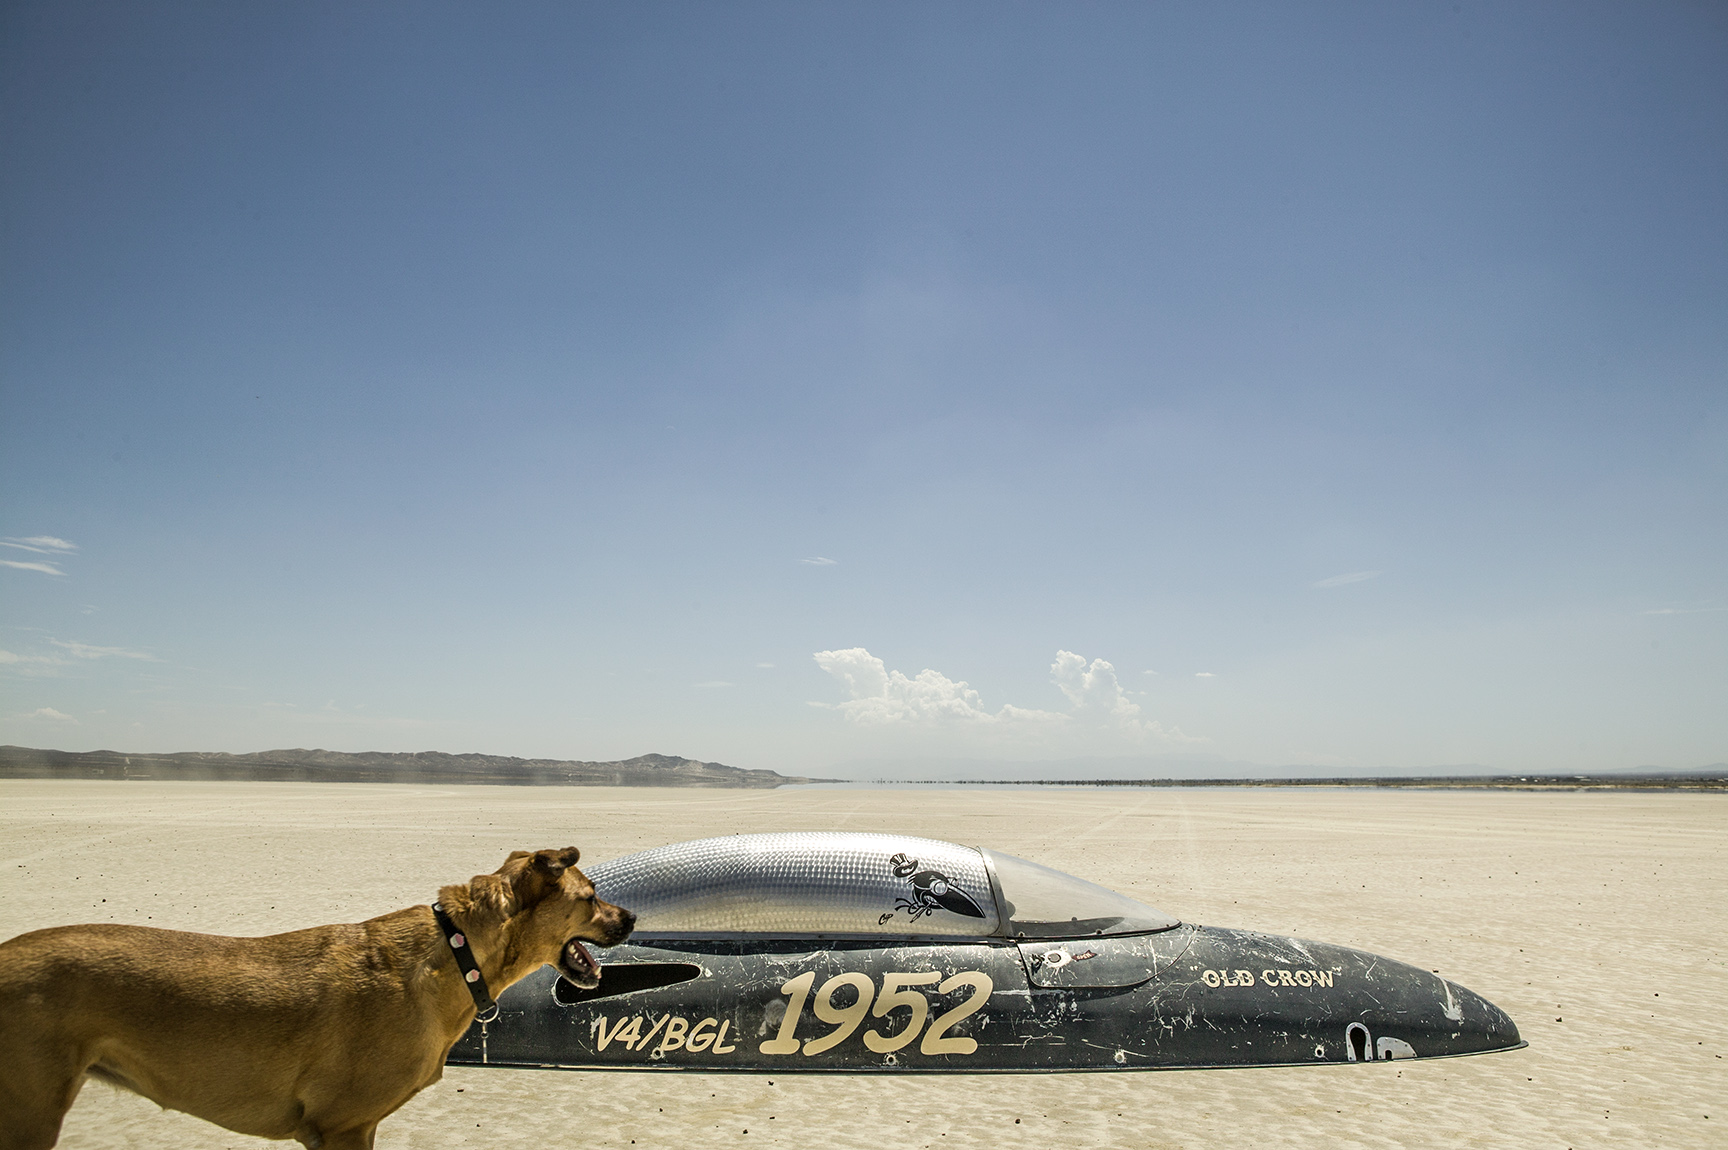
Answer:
[
  {"left": 695, "top": 680, "right": 734, "bottom": 689},
  {"left": 1640, "top": 607, "right": 1727, "bottom": 615},
  {"left": 1312, "top": 569, "right": 1383, "bottom": 589},
  {"left": 1195, "top": 671, "right": 1215, "bottom": 678},
  {"left": 50, "top": 639, "right": 157, "bottom": 661},
  {"left": 813, "top": 647, "right": 1061, "bottom": 725},
  {"left": 1, "top": 560, "right": 65, "bottom": 576},
  {"left": 0, "top": 648, "right": 66, "bottom": 678},
  {"left": 1051, "top": 651, "right": 1197, "bottom": 741},
  {"left": 801, "top": 556, "right": 838, "bottom": 566},
  {"left": 1052, "top": 651, "right": 1143, "bottom": 724},
  {"left": 2, "top": 536, "right": 77, "bottom": 555},
  {"left": 813, "top": 647, "right": 1200, "bottom": 744},
  {"left": 22, "top": 707, "right": 73, "bottom": 721},
  {"left": 755, "top": 662, "right": 776, "bottom": 669}
]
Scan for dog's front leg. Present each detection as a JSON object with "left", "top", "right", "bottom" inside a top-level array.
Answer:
[{"left": 299, "top": 1123, "right": 378, "bottom": 1150}]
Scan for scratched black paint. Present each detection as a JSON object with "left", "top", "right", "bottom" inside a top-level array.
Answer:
[{"left": 448, "top": 924, "right": 1521, "bottom": 1071}]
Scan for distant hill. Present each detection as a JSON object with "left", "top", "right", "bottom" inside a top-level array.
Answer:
[
  {"left": 0, "top": 746, "right": 835, "bottom": 788},
  {"left": 922, "top": 770, "right": 1727, "bottom": 791}
]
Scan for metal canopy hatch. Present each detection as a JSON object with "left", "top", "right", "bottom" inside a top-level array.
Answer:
[{"left": 584, "top": 831, "right": 1178, "bottom": 940}]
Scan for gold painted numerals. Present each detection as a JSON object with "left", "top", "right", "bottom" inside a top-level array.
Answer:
[
  {"left": 921, "top": 972, "right": 991, "bottom": 1055},
  {"left": 760, "top": 969, "right": 995, "bottom": 1058},
  {"left": 863, "top": 972, "right": 939, "bottom": 1053},
  {"left": 758, "top": 971, "right": 815, "bottom": 1054},
  {"left": 805, "top": 972, "right": 875, "bottom": 1055}
]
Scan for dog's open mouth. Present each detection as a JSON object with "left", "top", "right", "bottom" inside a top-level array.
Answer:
[{"left": 558, "top": 939, "right": 603, "bottom": 989}]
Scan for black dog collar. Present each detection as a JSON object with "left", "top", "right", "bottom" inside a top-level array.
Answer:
[{"left": 432, "top": 901, "right": 500, "bottom": 1023}]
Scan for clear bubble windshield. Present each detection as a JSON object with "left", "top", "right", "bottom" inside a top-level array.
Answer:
[{"left": 982, "top": 849, "right": 1179, "bottom": 938}]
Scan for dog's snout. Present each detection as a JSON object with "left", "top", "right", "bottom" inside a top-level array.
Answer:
[{"left": 605, "top": 905, "right": 636, "bottom": 946}]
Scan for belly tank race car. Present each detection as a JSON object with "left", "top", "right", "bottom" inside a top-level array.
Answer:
[{"left": 449, "top": 832, "right": 1523, "bottom": 1072}]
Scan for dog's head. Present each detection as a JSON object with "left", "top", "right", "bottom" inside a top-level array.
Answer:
[{"left": 465, "top": 847, "right": 635, "bottom": 989}]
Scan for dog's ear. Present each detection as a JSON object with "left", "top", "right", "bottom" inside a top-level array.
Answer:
[
  {"left": 507, "top": 847, "right": 583, "bottom": 909},
  {"left": 466, "top": 872, "right": 514, "bottom": 917}
]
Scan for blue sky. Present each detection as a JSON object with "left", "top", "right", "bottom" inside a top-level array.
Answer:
[{"left": 2, "top": 2, "right": 1723, "bottom": 775}]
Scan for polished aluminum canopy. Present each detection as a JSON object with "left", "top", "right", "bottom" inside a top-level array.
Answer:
[{"left": 583, "top": 831, "right": 1178, "bottom": 939}]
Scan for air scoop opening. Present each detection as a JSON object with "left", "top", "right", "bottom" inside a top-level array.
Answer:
[
  {"left": 554, "top": 961, "right": 703, "bottom": 1005},
  {"left": 559, "top": 939, "right": 602, "bottom": 989}
]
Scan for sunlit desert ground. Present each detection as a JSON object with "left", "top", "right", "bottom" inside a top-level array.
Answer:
[{"left": 1, "top": 780, "right": 1720, "bottom": 1149}]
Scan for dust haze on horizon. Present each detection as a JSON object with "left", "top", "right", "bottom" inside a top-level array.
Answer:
[{"left": 2, "top": 4, "right": 1723, "bottom": 779}]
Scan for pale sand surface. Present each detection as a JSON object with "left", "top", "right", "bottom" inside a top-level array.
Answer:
[{"left": 1, "top": 781, "right": 1721, "bottom": 1149}]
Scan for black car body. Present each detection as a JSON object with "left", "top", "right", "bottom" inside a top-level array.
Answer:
[{"left": 449, "top": 832, "right": 1522, "bottom": 1071}]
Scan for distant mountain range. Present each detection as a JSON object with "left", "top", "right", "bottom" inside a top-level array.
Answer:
[
  {"left": 0, "top": 746, "right": 834, "bottom": 788},
  {"left": 835, "top": 754, "right": 1727, "bottom": 787}
]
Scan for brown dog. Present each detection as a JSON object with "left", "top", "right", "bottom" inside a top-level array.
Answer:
[{"left": 0, "top": 847, "right": 633, "bottom": 1150}]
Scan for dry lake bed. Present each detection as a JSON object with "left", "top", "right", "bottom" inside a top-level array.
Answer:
[{"left": 2, "top": 780, "right": 1720, "bottom": 1149}]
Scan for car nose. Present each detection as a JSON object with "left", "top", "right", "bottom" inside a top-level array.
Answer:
[{"left": 1448, "top": 980, "right": 1522, "bottom": 1050}]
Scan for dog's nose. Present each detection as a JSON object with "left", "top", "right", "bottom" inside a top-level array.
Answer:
[{"left": 614, "top": 908, "right": 636, "bottom": 941}]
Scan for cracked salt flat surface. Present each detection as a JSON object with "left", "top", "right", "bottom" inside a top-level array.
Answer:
[{"left": 2, "top": 781, "right": 1720, "bottom": 1148}]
